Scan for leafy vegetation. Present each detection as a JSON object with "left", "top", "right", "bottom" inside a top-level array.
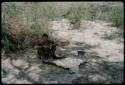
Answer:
[
  {"left": 1, "top": 21, "right": 18, "bottom": 51},
  {"left": 106, "top": 6, "right": 124, "bottom": 28},
  {"left": 1, "top": 2, "right": 124, "bottom": 52},
  {"left": 65, "top": 4, "right": 90, "bottom": 29}
]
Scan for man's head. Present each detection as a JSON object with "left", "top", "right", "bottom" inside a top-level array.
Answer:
[{"left": 42, "top": 34, "right": 48, "bottom": 42}]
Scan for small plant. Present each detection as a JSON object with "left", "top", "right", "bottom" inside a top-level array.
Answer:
[
  {"left": 65, "top": 4, "right": 90, "bottom": 29},
  {"left": 106, "top": 6, "right": 124, "bottom": 28},
  {"left": 2, "top": 19, "right": 18, "bottom": 52}
]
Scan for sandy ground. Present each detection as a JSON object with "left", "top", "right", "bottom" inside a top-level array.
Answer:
[{"left": 2, "top": 19, "right": 124, "bottom": 84}]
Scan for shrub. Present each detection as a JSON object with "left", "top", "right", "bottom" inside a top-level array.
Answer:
[
  {"left": 1, "top": 21, "right": 18, "bottom": 52},
  {"left": 2, "top": 2, "right": 58, "bottom": 49},
  {"left": 105, "top": 5, "right": 124, "bottom": 28},
  {"left": 65, "top": 4, "right": 90, "bottom": 29}
]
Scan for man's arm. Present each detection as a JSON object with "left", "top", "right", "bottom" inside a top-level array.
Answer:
[
  {"left": 34, "top": 39, "right": 42, "bottom": 49},
  {"left": 48, "top": 40, "right": 57, "bottom": 46},
  {"left": 48, "top": 40, "right": 54, "bottom": 44}
]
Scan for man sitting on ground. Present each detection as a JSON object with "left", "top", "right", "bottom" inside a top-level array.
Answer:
[{"left": 35, "top": 34, "right": 57, "bottom": 63}]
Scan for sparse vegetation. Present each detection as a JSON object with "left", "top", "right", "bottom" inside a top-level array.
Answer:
[
  {"left": 1, "top": 2, "right": 124, "bottom": 52},
  {"left": 64, "top": 4, "right": 90, "bottom": 29},
  {"left": 106, "top": 5, "right": 124, "bottom": 29},
  {"left": 1, "top": 20, "right": 18, "bottom": 52},
  {"left": 1, "top": 2, "right": 124, "bottom": 84}
]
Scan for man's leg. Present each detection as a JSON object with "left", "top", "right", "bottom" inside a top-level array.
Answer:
[
  {"left": 37, "top": 49, "right": 44, "bottom": 59},
  {"left": 37, "top": 50, "right": 41, "bottom": 59},
  {"left": 51, "top": 45, "right": 57, "bottom": 59},
  {"left": 51, "top": 46, "right": 66, "bottom": 59}
]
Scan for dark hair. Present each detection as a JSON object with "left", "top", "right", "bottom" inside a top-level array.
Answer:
[{"left": 42, "top": 33, "right": 48, "bottom": 37}]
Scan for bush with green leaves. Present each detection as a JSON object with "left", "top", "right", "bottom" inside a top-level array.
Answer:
[
  {"left": 106, "top": 6, "right": 124, "bottom": 28},
  {"left": 20, "top": 3, "right": 59, "bottom": 38},
  {"left": 1, "top": 36, "right": 18, "bottom": 52},
  {"left": 1, "top": 20, "right": 18, "bottom": 52},
  {"left": 65, "top": 4, "right": 90, "bottom": 29}
]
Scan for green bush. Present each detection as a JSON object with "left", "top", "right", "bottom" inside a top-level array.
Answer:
[
  {"left": 1, "top": 19, "right": 18, "bottom": 52},
  {"left": 106, "top": 5, "right": 124, "bottom": 28},
  {"left": 21, "top": 3, "right": 58, "bottom": 37},
  {"left": 1, "top": 36, "right": 18, "bottom": 52},
  {"left": 65, "top": 5, "right": 90, "bottom": 29}
]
